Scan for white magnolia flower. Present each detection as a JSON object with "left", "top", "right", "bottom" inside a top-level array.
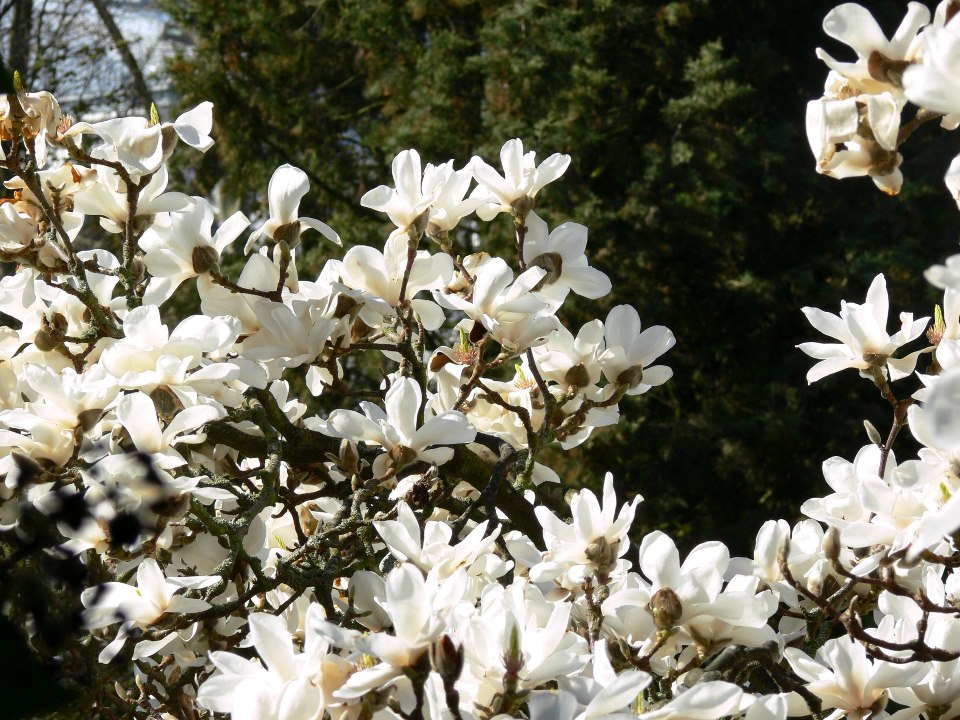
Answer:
[
  {"left": 245, "top": 164, "right": 340, "bottom": 251},
  {"left": 73, "top": 164, "right": 191, "bottom": 233},
  {"left": 523, "top": 212, "right": 611, "bottom": 309},
  {"left": 339, "top": 230, "right": 453, "bottom": 328},
  {"left": 470, "top": 138, "right": 571, "bottom": 220},
  {"left": 533, "top": 472, "right": 641, "bottom": 586},
  {"left": 598, "top": 305, "right": 675, "bottom": 395},
  {"left": 797, "top": 274, "right": 929, "bottom": 383},
  {"left": 197, "top": 605, "right": 351, "bottom": 720},
  {"left": 374, "top": 501, "right": 505, "bottom": 582},
  {"left": 784, "top": 636, "right": 926, "bottom": 720},
  {"left": 324, "top": 377, "right": 476, "bottom": 477},
  {"left": 438, "top": 256, "right": 560, "bottom": 352},
  {"left": 62, "top": 102, "right": 215, "bottom": 178},
  {"left": 805, "top": 93, "right": 904, "bottom": 195},
  {"left": 82, "top": 558, "right": 216, "bottom": 662},
  {"left": 816, "top": 3, "right": 930, "bottom": 94},
  {"left": 139, "top": 197, "right": 250, "bottom": 306},
  {"left": 361, "top": 149, "right": 442, "bottom": 232},
  {"left": 0, "top": 89, "right": 61, "bottom": 166},
  {"left": 904, "top": 24, "right": 960, "bottom": 115}
]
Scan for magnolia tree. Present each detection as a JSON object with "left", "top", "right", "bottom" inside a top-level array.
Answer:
[{"left": 5, "top": 3, "right": 960, "bottom": 718}]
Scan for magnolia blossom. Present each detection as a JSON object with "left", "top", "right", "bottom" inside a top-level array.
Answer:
[
  {"left": 784, "top": 636, "right": 926, "bottom": 720},
  {"left": 197, "top": 606, "right": 351, "bottom": 720},
  {"left": 361, "top": 149, "right": 441, "bottom": 232},
  {"left": 0, "top": 88, "right": 61, "bottom": 166},
  {"left": 904, "top": 23, "right": 960, "bottom": 115},
  {"left": 522, "top": 212, "right": 611, "bottom": 309},
  {"left": 324, "top": 376, "right": 476, "bottom": 477},
  {"left": 816, "top": 3, "right": 930, "bottom": 95},
  {"left": 598, "top": 305, "right": 675, "bottom": 396},
  {"left": 246, "top": 164, "right": 340, "bottom": 250},
  {"left": 139, "top": 197, "right": 250, "bottom": 306},
  {"left": 797, "top": 274, "right": 929, "bottom": 383},
  {"left": 470, "top": 138, "right": 571, "bottom": 220},
  {"left": 82, "top": 559, "right": 216, "bottom": 662},
  {"left": 805, "top": 92, "right": 904, "bottom": 194}
]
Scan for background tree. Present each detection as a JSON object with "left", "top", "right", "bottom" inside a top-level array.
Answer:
[{"left": 160, "top": 0, "right": 958, "bottom": 554}]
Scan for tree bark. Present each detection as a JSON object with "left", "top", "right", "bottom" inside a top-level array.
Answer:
[
  {"left": 7, "top": 0, "right": 32, "bottom": 81},
  {"left": 87, "top": 0, "right": 153, "bottom": 115}
]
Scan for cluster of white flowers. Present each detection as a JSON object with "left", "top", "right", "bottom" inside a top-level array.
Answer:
[{"left": 4, "top": 3, "right": 960, "bottom": 714}]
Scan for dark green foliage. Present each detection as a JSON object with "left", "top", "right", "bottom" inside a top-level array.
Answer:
[{"left": 162, "top": 0, "right": 956, "bottom": 553}]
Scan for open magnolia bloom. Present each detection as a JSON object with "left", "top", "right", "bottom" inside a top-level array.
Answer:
[
  {"left": 245, "top": 164, "right": 340, "bottom": 252},
  {"left": 323, "top": 376, "right": 476, "bottom": 477},
  {"left": 470, "top": 138, "right": 571, "bottom": 220},
  {"left": 797, "top": 274, "right": 929, "bottom": 383},
  {"left": 816, "top": 2, "right": 930, "bottom": 96}
]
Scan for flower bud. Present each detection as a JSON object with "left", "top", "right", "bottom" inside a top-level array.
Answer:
[
  {"left": 32, "top": 328, "right": 59, "bottom": 352},
  {"left": 501, "top": 623, "right": 524, "bottom": 675},
  {"left": 430, "top": 635, "right": 464, "bottom": 683},
  {"left": 409, "top": 208, "right": 431, "bottom": 239},
  {"left": 649, "top": 587, "right": 682, "bottom": 631},
  {"left": 339, "top": 439, "right": 359, "bottom": 475},
  {"left": 823, "top": 525, "right": 841, "bottom": 562},
  {"left": 77, "top": 408, "right": 102, "bottom": 432},
  {"left": 388, "top": 444, "right": 418, "bottom": 470},
  {"left": 863, "top": 419, "right": 883, "bottom": 447},
  {"left": 273, "top": 222, "right": 301, "bottom": 249},
  {"left": 130, "top": 256, "right": 153, "bottom": 285},
  {"left": 586, "top": 535, "right": 619, "bottom": 577},
  {"left": 529, "top": 252, "right": 563, "bottom": 286},
  {"left": 150, "top": 385, "right": 184, "bottom": 422},
  {"left": 564, "top": 363, "right": 590, "bottom": 389},
  {"left": 510, "top": 195, "right": 536, "bottom": 219},
  {"left": 192, "top": 245, "right": 220, "bottom": 275},
  {"left": 617, "top": 365, "right": 644, "bottom": 387}
]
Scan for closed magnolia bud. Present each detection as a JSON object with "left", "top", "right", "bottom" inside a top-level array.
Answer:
[
  {"left": 510, "top": 195, "right": 536, "bottom": 219},
  {"left": 564, "top": 363, "right": 590, "bottom": 389},
  {"left": 77, "top": 408, "right": 102, "bottom": 432},
  {"left": 586, "top": 535, "right": 619, "bottom": 577},
  {"left": 529, "top": 252, "right": 564, "bottom": 287},
  {"left": 862, "top": 351, "right": 889, "bottom": 368},
  {"left": 273, "top": 223, "right": 301, "bottom": 249},
  {"left": 49, "top": 312, "right": 68, "bottom": 334},
  {"left": 617, "top": 365, "right": 644, "bottom": 388},
  {"left": 863, "top": 419, "right": 883, "bottom": 447},
  {"left": 649, "top": 587, "right": 682, "bottom": 630},
  {"left": 192, "top": 244, "right": 220, "bottom": 274},
  {"left": 339, "top": 439, "right": 359, "bottom": 475},
  {"left": 33, "top": 328, "right": 58, "bottom": 351},
  {"left": 410, "top": 208, "right": 431, "bottom": 239},
  {"left": 333, "top": 293, "right": 359, "bottom": 319},
  {"left": 430, "top": 635, "right": 464, "bottom": 682},
  {"left": 389, "top": 444, "right": 418, "bottom": 469},
  {"left": 150, "top": 385, "right": 184, "bottom": 422},
  {"left": 823, "top": 525, "right": 841, "bottom": 562},
  {"left": 129, "top": 256, "right": 148, "bottom": 285}
]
